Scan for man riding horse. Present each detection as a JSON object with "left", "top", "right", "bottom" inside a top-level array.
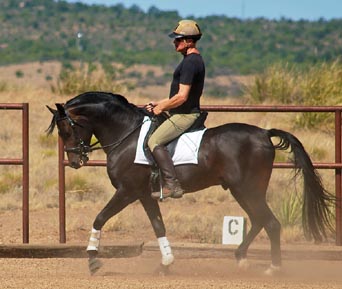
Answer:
[
  {"left": 145, "top": 19, "right": 205, "bottom": 200},
  {"left": 47, "top": 19, "right": 334, "bottom": 276}
]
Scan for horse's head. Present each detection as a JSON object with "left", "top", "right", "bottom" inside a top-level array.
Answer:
[{"left": 47, "top": 104, "right": 92, "bottom": 169}]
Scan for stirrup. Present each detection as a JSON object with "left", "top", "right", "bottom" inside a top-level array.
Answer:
[
  {"left": 170, "top": 187, "right": 183, "bottom": 198},
  {"left": 151, "top": 186, "right": 183, "bottom": 200}
]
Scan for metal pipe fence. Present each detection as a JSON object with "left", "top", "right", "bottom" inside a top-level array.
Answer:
[
  {"left": 0, "top": 103, "right": 29, "bottom": 243},
  {"left": 57, "top": 105, "right": 342, "bottom": 245}
]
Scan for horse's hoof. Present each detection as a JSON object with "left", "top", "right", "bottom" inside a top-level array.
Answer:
[
  {"left": 154, "top": 264, "right": 171, "bottom": 276},
  {"left": 88, "top": 258, "right": 103, "bottom": 275},
  {"left": 264, "top": 264, "right": 281, "bottom": 276},
  {"left": 161, "top": 253, "right": 174, "bottom": 266},
  {"left": 237, "top": 258, "right": 250, "bottom": 270}
]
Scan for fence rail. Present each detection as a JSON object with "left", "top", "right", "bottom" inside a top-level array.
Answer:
[
  {"left": 0, "top": 103, "right": 29, "bottom": 243},
  {"left": 58, "top": 105, "right": 342, "bottom": 245}
]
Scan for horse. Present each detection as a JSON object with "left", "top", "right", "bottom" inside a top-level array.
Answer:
[{"left": 47, "top": 91, "right": 334, "bottom": 275}]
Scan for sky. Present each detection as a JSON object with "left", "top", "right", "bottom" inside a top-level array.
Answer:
[{"left": 67, "top": 0, "right": 342, "bottom": 21}]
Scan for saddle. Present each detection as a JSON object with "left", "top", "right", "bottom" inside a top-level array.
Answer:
[
  {"left": 142, "top": 110, "right": 208, "bottom": 163},
  {"left": 141, "top": 110, "right": 208, "bottom": 192}
]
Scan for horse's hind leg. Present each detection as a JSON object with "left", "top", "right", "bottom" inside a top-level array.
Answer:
[
  {"left": 231, "top": 188, "right": 281, "bottom": 273},
  {"left": 250, "top": 200, "right": 281, "bottom": 268},
  {"left": 139, "top": 195, "right": 174, "bottom": 270},
  {"left": 229, "top": 191, "right": 262, "bottom": 264}
]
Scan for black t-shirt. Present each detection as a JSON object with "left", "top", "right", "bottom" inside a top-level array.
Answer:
[{"left": 169, "top": 53, "right": 205, "bottom": 114}]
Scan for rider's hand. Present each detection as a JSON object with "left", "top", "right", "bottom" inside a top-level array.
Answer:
[
  {"left": 152, "top": 105, "right": 163, "bottom": 115},
  {"left": 145, "top": 102, "right": 156, "bottom": 113}
]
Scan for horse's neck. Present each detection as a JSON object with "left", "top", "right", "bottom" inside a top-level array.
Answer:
[{"left": 92, "top": 116, "right": 142, "bottom": 154}]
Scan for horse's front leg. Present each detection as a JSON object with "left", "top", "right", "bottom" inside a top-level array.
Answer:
[
  {"left": 87, "top": 189, "right": 137, "bottom": 274},
  {"left": 87, "top": 227, "right": 103, "bottom": 275},
  {"left": 139, "top": 195, "right": 174, "bottom": 271}
]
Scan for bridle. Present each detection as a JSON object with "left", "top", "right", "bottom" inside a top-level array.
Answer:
[
  {"left": 57, "top": 112, "right": 92, "bottom": 166},
  {"left": 58, "top": 111, "right": 148, "bottom": 165}
]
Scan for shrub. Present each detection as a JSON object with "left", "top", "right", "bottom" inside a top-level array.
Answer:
[
  {"left": 51, "top": 62, "right": 126, "bottom": 95},
  {"left": 247, "top": 60, "right": 342, "bottom": 128},
  {"left": 15, "top": 70, "right": 24, "bottom": 78},
  {"left": 247, "top": 62, "right": 301, "bottom": 104},
  {"left": 273, "top": 192, "right": 302, "bottom": 228},
  {"left": 0, "top": 81, "right": 8, "bottom": 92}
]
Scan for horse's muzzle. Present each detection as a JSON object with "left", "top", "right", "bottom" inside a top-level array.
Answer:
[
  {"left": 65, "top": 146, "right": 89, "bottom": 169},
  {"left": 69, "top": 160, "right": 82, "bottom": 169},
  {"left": 69, "top": 155, "right": 88, "bottom": 169}
]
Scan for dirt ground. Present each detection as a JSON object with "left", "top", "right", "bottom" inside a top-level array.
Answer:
[
  {"left": 1, "top": 208, "right": 342, "bottom": 289},
  {"left": 1, "top": 254, "right": 342, "bottom": 289}
]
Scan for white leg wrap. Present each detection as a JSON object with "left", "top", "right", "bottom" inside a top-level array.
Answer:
[
  {"left": 264, "top": 264, "right": 281, "bottom": 276},
  {"left": 238, "top": 258, "right": 250, "bottom": 270},
  {"left": 158, "top": 237, "right": 174, "bottom": 266},
  {"left": 87, "top": 228, "right": 101, "bottom": 251}
]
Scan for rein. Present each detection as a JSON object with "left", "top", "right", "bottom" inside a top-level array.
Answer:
[
  {"left": 59, "top": 112, "right": 148, "bottom": 158},
  {"left": 88, "top": 119, "right": 146, "bottom": 156}
]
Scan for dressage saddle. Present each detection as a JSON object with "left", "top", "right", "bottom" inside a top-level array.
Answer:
[{"left": 141, "top": 109, "right": 208, "bottom": 192}]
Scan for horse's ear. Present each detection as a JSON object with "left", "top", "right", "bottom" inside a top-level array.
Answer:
[
  {"left": 55, "top": 103, "right": 66, "bottom": 117},
  {"left": 46, "top": 105, "right": 57, "bottom": 115}
]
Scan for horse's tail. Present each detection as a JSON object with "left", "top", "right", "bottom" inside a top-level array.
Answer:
[{"left": 268, "top": 128, "right": 335, "bottom": 242}]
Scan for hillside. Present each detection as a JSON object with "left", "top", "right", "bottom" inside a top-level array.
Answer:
[{"left": 0, "top": 0, "right": 341, "bottom": 75}]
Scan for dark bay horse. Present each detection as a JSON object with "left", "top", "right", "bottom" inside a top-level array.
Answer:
[{"left": 47, "top": 91, "right": 334, "bottom": 275}]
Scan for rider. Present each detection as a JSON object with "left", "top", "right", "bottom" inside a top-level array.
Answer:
[{"left": 146, "top": 19, "right": 205, "bottom": 200}]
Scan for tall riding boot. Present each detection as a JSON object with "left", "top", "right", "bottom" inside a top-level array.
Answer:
[{"left": 150, "top": 145, "right": 184, "bottom": 200}]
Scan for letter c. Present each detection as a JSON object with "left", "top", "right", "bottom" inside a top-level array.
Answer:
[{"left": 228, "top": 219, "right": 239, "bottom": 235}]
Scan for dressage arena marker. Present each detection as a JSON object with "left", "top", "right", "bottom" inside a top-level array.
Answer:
[{"left": 222, "top": 216, "right": 246, "bottom": 245}]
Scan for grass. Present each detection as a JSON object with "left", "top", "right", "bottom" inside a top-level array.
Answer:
[
  {"left": 0, "top": 172, "right": 22, "bottom": 195},
  {"left": 246, "top": 59, "right": 342, "bottom": 129},
  {"left": 39, "top": 133, "right": 57, "bottom": 148},
  {"left": 0, "top": 60, "right": 338, "bottom": 244},
  {"left": 0, "top": 81, "right": 8, "bottom": 92},
  {"left": 274, "top": 192, "right": 302, "bottom": 228},
  {"left": 166, "top": 211, "right": 222, "bottom": 243}
]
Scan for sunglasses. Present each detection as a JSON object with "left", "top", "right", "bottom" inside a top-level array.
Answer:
[{"left": 174, "top": 38, "right": 185, "bottom": 42}]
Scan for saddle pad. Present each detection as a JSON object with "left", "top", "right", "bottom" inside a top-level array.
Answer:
[{"left": 134, "top": 116, "right": 206, "bottom": 166}]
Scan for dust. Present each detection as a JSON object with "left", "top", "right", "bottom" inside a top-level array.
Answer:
[{"left": 1, "top": 256, "right": 342, "bottom": 289}]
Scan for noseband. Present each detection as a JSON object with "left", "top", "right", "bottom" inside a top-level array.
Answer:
[{"left": 57, "top": 112, "right": 92, "bottom": 166}]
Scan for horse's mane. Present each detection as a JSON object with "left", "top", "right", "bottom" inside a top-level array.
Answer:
[
  {"left": 47, "top": 91, "right": 144, "bottom": 135},
  {"left": 65, "top": 91, "right": 138, "bottom": 111},
  {"left": 67, "top": 91, "right": 144, "bottom": 120}
]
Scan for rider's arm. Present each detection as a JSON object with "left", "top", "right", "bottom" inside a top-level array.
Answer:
[{"left": 152, "top": 83, "right": 191, "bottom": 115}]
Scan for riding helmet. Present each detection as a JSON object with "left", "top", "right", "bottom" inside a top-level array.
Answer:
[{"left": 168, "top": 19, "right": 202, "bottom": 41}]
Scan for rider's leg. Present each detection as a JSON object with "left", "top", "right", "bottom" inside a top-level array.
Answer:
[
  {"left": 148, "top": 113, "right": 198, "bottom": 199},
  {"left": 151, "top": 144, "right": 183, "bottom": 199}
]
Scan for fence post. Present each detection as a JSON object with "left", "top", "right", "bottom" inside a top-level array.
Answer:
[
  {"left": 58, "top": 136, "right": 66, "bottom": 243},
  {"left": 336, "top": 111, "right": 342, "bottom": 245},
  {"left": 0, "top": 103, "right": 29, "bottom": 243},
  {"left": 22, "top": 103, "right": 29, "bottom": 243}
]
